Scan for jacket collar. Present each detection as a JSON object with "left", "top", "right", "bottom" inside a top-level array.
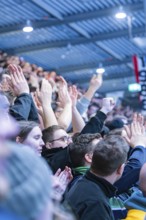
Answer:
[
  {"left": 41, "top": 147, "right": 63, "bottom": 157},
  {"left": 85, "top": 170, "right": 117, "bottom": 198}
]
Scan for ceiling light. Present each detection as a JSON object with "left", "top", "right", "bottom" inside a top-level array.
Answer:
[
  {"left": 96, "top": 67, "right": 105, "bottom": 74},
  {"left": 132, "top": 37, "right": 146, "bottom": 48},
  {"left": 115, "top": 11, "right": 127, "bottom": 19},
  {"left": 115, "top": 7, "right": 127, "bottom": 19},
  {"left": 23, "top": 20, "right": 33, "bottom": 32}
]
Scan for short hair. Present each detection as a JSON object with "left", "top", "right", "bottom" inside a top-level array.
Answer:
[
  {"left": 42, "top": 125, "right": 64, "bottom": 144},
  {"left": 91, "top": 135, "right": 129, "bottom": 176},
  {"left": 17, "top": 121, "right": 39, "bottom": 142},
  {"left": 105, "top": 118, "right": 124, "bottom": 131},
  {"left": 107, "top": 128, "right": 123, "bottom": 136},
  {"left": 69, "top": 133, "right": 101, "bottom": 168}
]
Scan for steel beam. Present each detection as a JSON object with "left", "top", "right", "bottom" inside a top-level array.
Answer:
[
  {"left": 5, "top": 26, "right": 144, "bottom": 54},
  {"left": 0, "top": 2, "right": 143, "bottom": 35}
]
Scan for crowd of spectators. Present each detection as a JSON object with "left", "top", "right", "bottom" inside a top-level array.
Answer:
[
  {"left": 0, "top": 50, "right": 146, "bottom": 220},
  {"left": 0, "top": 51, "right": 134, "bottom": 122}
]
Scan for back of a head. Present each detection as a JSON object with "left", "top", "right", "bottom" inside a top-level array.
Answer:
[
  {"left": 105, "top": 118, "right": 124, "bottom": 131},
  {"left": 0, "top": 144, "right": 52, "bottom": 220},
  {"left": 91, "top": 135, "right": 129, "bottom": 176},
  {"left": 108, "top": 128, "right": 123, "bottom": 136},
  {"left": 139, "top": 163, "right": 146, "bottom": 197},
  {"left": 70, "top": 133, "right": 101, "bottom": 168},
  {"left": 42, "top": 125, "right": 64, "bottom": 144}
]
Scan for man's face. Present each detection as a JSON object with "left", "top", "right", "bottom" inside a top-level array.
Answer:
[{"left": 48, "top": 129, "right": 72, "bottom": 149}]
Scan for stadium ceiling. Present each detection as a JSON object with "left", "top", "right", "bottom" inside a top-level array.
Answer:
[{"left": 0, "top": 0, "right": 145, "bottom": 92}]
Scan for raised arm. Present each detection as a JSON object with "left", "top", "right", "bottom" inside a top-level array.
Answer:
[
  {"left": 57, "top": 76, "right": 72, "bottom": 130},
  {"left": 39, "top": 79, "right": 58, "bottom": 128},
  {"left": 8, "top": 64, "right": 39, "bottom": 122},
  {"left": 69, "top": 85, "right": 85, "bottom": 133},
  {"left": 8, "top": 64, "right": 32, "bottom": 121},
  {"left": 115, "top": 114, "right": 146, "bottom": 194},
  {"left": 81, "top": 97, "right": 115, "bottom": 134},
  {"left": 83, "top": 72, "right": 103, "bottom": 101}
]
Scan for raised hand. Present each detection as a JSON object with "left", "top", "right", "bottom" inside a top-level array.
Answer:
[
  {"left": 8, "top": 64, "right": 29, "bottom": 96},
  {"left": 31, "top": 92, "right": 43, "bottom": 117},
  {"left": 57, "top": 77, "right": 71, "bottom": 108},
  {"left": 89, "top": 72, "right": 103, "bottom": 92},
  {"left": 69, "top": 85, "right": 78, "bottom": 107},
  {"left": 37, "top": 78, "right": 58, "bottom": 128},
  {"left": 57, "top": 76, "right": 68, "bottom": 89},
  {"left": 133, "top": 112, "right": 144, "bottom": 126},
  {"left": 83, "top": 72, "right": 103, "bottom": 101},
  {"left": 52, "top": 166, "right": 73, "bottom": 201},
  {"left": 100, "top": 97, "right": 115, "bottom": 114},
  {"left": 39, "top": 78, "right": 52, "bottom": 105},
  {"left": 123, "top": 113, "right": 146, "bottom": 147}
]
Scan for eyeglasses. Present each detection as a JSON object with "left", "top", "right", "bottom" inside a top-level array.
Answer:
[{"left": 50, "top": 136, "right": 71, "bottom": 143}]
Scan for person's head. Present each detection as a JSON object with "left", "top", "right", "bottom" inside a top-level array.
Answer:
[
  {"left": 107, "top": 128, "right": 123, "bottom": 136},
  {"left": 105, "top": 118, "right": 124, "bottom": 131},
  {"left": 0, "top": 144, "right": 53, "bottom": 220},
  {"left": 91, "top": 135, "right": 129, "bottom": 184},
  {"left": 70, "top": 133, "right": 101, "bottom": 168},
  {"left": 16, "top": 121, "right": 44, "bottom": 156},
  {"left": 114, "top": 115, "right": 128, "bottom": 125},
  {"left": 139, "top": 163, "right": 146, "bottom": 197},
  {"left": 42, "top": 125, "right": 72, "bottom": 149},
  {"left": 87, "top": 103, "right": 100, "bottom": 118}
]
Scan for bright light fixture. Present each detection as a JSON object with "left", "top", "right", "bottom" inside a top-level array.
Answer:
[
  {"left": 23, "top": 20, "right": 33, "bottom": 32},
  {"left": 115, "top": 11, "right": 127, "bottom": 19},
  {"left": 23, "top": 26, "right": 33, "bottom": 32},
  {"left": 96, "top": 67, "right": 105, "bottom": 74},
  {"left": 128, "top": 83, "right": 141, "bottom": 92},
  {"left": 132, "top": 37, "right": 146, "bottom": 48}
]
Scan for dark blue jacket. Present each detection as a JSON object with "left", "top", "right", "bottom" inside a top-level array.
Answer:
[
  {"left": 65, "top": 170, "right": 116, "bottom": 220},
  {"left": 115, "top": 146, "right": 146, "bottom": 194},
  {"left": 9, "top": 93, "right": 39, "bottom": 122}
]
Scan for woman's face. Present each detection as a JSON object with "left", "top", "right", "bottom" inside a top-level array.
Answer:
[{"left": 23, "top": 126, "right": 44, "bottom": 156}]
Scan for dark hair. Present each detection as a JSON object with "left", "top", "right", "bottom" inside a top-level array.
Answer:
[
  {"left": 107, "top": 128, "right": 123, "bottom": 136},
  {"left": 91, "top": 135, "right": 129, "bottom": 176},
  {"left": 69, "top": 133, "right": 101, "bottom": 168},
  {"left": 17, "top": 121, "right": 39, "bottom": 142},
  {"left": 42, "top": 125, "right": 64, "bottom": 144},
  {"left": 105, "top": 118, "right": 124, "bottom": 131}
]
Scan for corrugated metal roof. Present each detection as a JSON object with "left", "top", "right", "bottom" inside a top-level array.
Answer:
[
  {"left": 98, "top": 36, "right": 146, "bottom": 58},
  {"left": 0, "top": 0, "right": 145, "bottom": 91},
  {"left": 20, "top": 43, "right": 110, "bottom": 69},
  {"left": 0, "top": 25, "right": 79, "bottom": 49},
  {"left": 0, "top": 0, "right": 50, "bottom": 26},
  {"left": 73, "top": 11, "right": 145, "bottom": 36},
  {"left": 43, "top": 0, "right": 141, "bottom": 17}
]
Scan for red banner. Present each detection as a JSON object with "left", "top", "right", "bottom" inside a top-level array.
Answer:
[{"left": 133, "top": 55, "right": 146, "bottom": 111}]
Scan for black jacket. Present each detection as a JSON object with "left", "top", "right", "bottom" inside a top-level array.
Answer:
[
  {"left": 42, "top": 146, "right": 72, "bottom": 173},
  {"left": 81, "top": 110, "right": 106, "bottom": 134},
  {"left": 9, "top": 93, "right": 39, "bottom": 122},
  {"left": 42, "top": 110, "right": 107, "bottom": 173},
  {"left": 65, "top": 170, "right": 116, "bottom": 220}
]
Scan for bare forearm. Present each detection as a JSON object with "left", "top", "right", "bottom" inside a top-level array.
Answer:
[
  {"left": 42, "top": 103, "right": 58, "bottom": 128},
  {"left": 83, "top": 87, "right": 96, "bottom": 101},
  {"left": 57, "top": 103, "right": 72, "bottom": 130},
  {"left": 72, "top": 106, "right": 85, "bottom": 133}
]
